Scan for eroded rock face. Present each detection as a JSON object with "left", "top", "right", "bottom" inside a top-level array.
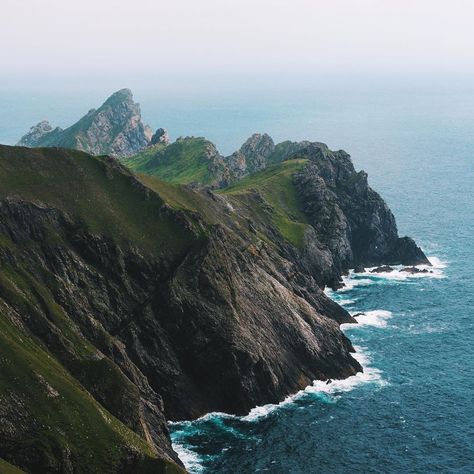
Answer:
[
  {"left": 150, "top": 128, "right": 170, "bottom": 146},
  {"left": 17, "top": 120, "right": 61, "bottom": 147},
  {"left": 0, "top": 194, "right": 359, "bottom": 424},
  {"left": 227, "top": 133, "right": 276, "bottom": 179},
  {"left": 292, "top": 143, "right": 430, "bottom": 271},
  {"left": 17, "top": 89, "right": 155, "bottom": 157}
]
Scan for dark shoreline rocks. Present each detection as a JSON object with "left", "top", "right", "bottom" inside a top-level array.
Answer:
[
  {"left": 401, "top": 266, "right": 432, "bottom": 274},
  {"left": 370, "top": 265, "right": 394, "bottom": 273}
]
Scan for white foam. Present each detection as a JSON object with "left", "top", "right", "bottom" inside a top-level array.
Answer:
[
  {"left": 427, "top": 256, "right": 447, "bottom": 269},
  {"left": 241, "top": 345, "right": 385, "bottom": 422},
  {"left": 172, "top": 442, "right": 205, "bottom": 473},
  {"left": 342, "top": 310, "right": 393, "bottom": 328},
  {"left": 338, "top": 277, "right": 374, "bottom": 291},
  {"left": 337, "top": 298, "right": 356, "bottom": 306},
  {"left": 345, "top": 256, "right": 447, "bottom": 284}
]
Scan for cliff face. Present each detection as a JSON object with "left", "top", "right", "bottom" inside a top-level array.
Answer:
[
  {"left": 17, "top": 89, "right": 160, "bottom": 157},
  {"left": 292, "top": 144, "right": 429, "bottom": 274},
  {"left": 226, "top": 133, "right": 276, "bottom": 179},
  {"left": 0, "top": 145, "right": 363, "bottom": 472}
]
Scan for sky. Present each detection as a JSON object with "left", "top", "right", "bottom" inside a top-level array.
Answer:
[{"left": 2, "top": 0, "right": 474, "bottom": 90}]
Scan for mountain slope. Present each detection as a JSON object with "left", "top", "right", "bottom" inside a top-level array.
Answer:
[
  {"left": 0, "top": 144, "right": 367, "bottom": 472},
  {"left": 17, "top": 89, "right": 157, "bottom": 157},
  {"left": 124, "top": 132, "right": 317, "bottom": 186},
  {"left": 123, "top": 137, "right": 230, "bottom": 186}
]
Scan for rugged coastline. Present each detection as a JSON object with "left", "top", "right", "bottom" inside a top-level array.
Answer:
[{"left": 0, "top": 90, "right": 429, "bottom": 473}]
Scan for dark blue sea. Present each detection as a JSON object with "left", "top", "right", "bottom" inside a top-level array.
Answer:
[{"left": 1, "top": 83, "right": 473, "bottom": 473}]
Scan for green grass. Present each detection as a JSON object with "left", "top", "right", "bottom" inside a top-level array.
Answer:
[
  {"left": 123, "top": 138, "right": 217, "bottom": 185},
  {"left": 0, "top": 459, "right": 25, "bottom": 473},
  {"left": 138, "top": 174, "right": 207, "bottom": 212},
  {"left": 0, "top": 145, "right": 192, "bottom": 255},
  {"left": 221, "top": 159, "right": 310, "bottom": 247}
]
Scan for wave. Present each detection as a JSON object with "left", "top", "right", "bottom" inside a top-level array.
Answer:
[
  {"left": 171, "top": 441, "right": 206, "bottom": 474},
  {"left": 336, "top": 255, "right": 447, "bottom": 290},
  {"left": 342, "top": 310, "right": 393, "bottom": 328},
  {"left": 240, "top": 344, "right": 386, "bottom": 422},
  {"left": 427, "top": 256, "right": 447, "bottom": 268}
]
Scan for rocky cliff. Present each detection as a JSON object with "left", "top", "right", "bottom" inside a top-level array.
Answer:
[
  {"left": 17, "top": 89, "right": 166, "bottom": 158},
  {"left": 0, "top": 144, "right": 368, "bottom": 472},
  {"left": 292, "top": 143, "right": 429, "bottom": 277},
  {"left": 1, "top": 125, "right": 429, "bottom": 472}
]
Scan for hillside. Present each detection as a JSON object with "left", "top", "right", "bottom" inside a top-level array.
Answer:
[
  {"left": 123, "top": 137, "right": 230, "bottom": 186},
  {"left": 123, "top": 133, "right": 313, "bottom": 187}
]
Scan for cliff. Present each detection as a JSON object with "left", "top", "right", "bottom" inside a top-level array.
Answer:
[
  {"left": 1, "top": 128, "right": 428, "bottom": 472},
  {"left": 0, "top": 144, "right": 364, "bottom": 472}
]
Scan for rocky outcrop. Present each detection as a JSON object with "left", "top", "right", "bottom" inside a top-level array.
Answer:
[
  {"left": 150, "top": 128, "right": 170, "bottom": 146},
  {"left": 292, "top": 143, "right": 430, "bottom": 275},
  {"left": 225, "top": 135, "right": 312, "bottom": 180},
  {"left": 16, "top": 120, "right": 63, "bottom": 147},
  {"left": 226, "top": 133, "right": 275, "bottom": 179},
  {"left": 17, "top": 89, "right": 156, "bottom": 157}
]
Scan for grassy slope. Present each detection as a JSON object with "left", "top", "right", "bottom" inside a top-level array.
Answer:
[
  {"left": 0, "top": 459, "right": 25, "bottom": 474},
  {"left": 0, "top": 146, "right": 192, "bottom": 254},
  {"left": 123, "top": 138, "right": 216, "bottom": 185},
  {"left": 0, "top": 302, "right": 181, "bottom": 473},
  {"left": 130, "top": 152, "right": 311, "bottom": 248},
  {"left": 220, "top": 159, "right": 310, "bottom": 247}
]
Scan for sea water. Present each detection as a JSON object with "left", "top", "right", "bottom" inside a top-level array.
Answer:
[{"left": 1, "top": 82, "right": 473, "bottom": 473}]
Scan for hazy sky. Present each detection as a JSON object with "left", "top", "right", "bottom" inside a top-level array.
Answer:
[{"left": 2, "top": 0, "right": 474, "bottom": 87}]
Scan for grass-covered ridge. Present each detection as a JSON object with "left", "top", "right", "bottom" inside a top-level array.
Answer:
[
  {"left": 220, "top": 159, "right": 310, "bottom": 247},
  {"left": 123, "top": 137, "right": 219, "bottom": 185},
  {"left": 0, "top": 145, "right": 193, "bottom": 254}
]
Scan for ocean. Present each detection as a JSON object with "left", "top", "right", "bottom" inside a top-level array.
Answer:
[{"left": 1, "top": 83, "right": 473, "bottom": 473}]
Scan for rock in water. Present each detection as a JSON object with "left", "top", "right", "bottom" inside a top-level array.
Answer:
[
  {"left": 17, "top": 89, "right": 156, "bottom": 157},
  {"left": 292, "top": 143, "right": 430, "bottom": 271},
  {"left": 401, "top": 266, "right": 431, "bottom": 274},
  {"left": 370, "top": 265, "right": 394, "bottom": 273}
]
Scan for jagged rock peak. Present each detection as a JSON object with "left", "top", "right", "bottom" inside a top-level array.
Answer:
[
  {"left": 150, "top": 127, "right": 170, "bottom": 146},
  {"left": 103, "top": 87, "right": 134, "bottom": 105},
  {"left": 18, "top": 120, "right": 60, "bottom": 147},
  {"left": 226, "top": 132, "right": 276, "bottom": 180},
  {"left": 240, "top": 132, "right": 275, "bottom": 160},
  {"left": 16, "top": 88, "right": 158, "bottom": 158}
]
